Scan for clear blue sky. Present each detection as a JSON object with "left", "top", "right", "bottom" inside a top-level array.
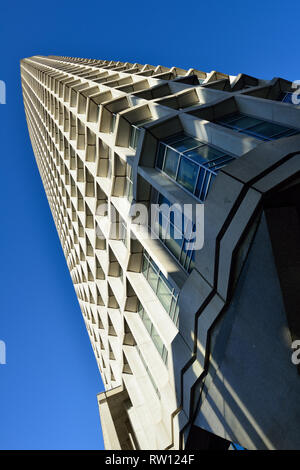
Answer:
[{"left": 0, "top": 0, "right": 298, "bottom": 450}]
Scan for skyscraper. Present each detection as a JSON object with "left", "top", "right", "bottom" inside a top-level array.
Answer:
[{"left": 21, "top": 55, "right": 300, "bottom": 450}]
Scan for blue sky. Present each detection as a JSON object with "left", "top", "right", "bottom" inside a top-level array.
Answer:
[{"left": 0, "top": 0, "right": 298, "bottom": 450}]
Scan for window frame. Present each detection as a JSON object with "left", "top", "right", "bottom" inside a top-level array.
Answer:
[
  {"left": 155, "top": 133, "right": 234, "bottom": 202},
  {"left": 215, "top": 112, "right": 299, "bottom": 141},
  {"left": 141, "top": 250, "right": 179, "bottom": 327}
]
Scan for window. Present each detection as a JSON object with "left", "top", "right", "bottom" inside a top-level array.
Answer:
[
  {"left": 156, "top": 133, "right": 234, "bottom": 201},
  {"left": 129, "top": 117, "right": 153, "bottom": 150},
  {"left": 281, "top": 92, "right": 295, "bottom": 104},
  {"left": 107, "top": 147, "right": 112, "bottom": 179},
  {"left": 119, "top": 215, "right": 127, "bottom": 247},
  {"left": 142, "top": 250, "right": 179, "bottom": 327},
  {"left": 110, "top": 112, "right": 117, "bottom": 134},
  {"left": 136, "top": 346, "right": 161, "bottom": 399},
  {"left": 278, "top": 91, "right": 300, "bottom": 105},
  {"left": 120, "top": 266, "right": 124, "bottom": 283},
  {"left": 137, "top": 301, "right": 168, "bottom": 365},
  {"left": 215, "top": 112, "right": 299, "bottom": 141},
  {"left": 151, "top": 192, "right": 196, "bottom": 273},
  {"left": 124, "top": 164, "right": 133, "bottom": 202}
]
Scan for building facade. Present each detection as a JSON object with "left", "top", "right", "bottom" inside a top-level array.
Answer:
[{"left": 21, "top": 55, "right": 300, "bottom": 450}]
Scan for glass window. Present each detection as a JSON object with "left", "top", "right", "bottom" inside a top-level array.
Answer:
[
  {"left": 215, "top": 112, "right": 299, "bottom": 141},
  {"left": 147, "top": 262, "right": 159, "bottom": 292},
  {"left": 107, "top": 148, "right": 112, "bottom": 178},
  {"left": 228, "top": 115, "right": 261, "bottom": 130},
  {"left": 163, "top": 148, "right": 179, "bottom": 178},
  {"left": 137, "top": 301, "right": 168, "bottom": 365},
  {"left": 110, "top": 113, "right": 116, "bottom": 133},
  {"left": 170, "top": 136, "right": 200, "bottom": 152},
  {"left": 157, "top": 277, "right": 173, "bottom": 313},
  {"left": 119, "top": 215, "right": 127, "bottom": 247},
  {"left": 165, "top": 229, "right": 183, "bottom": 260},
  {"left": 129, "top": 117, "right": 153, "bottom": 149},
  {"left": 129, "top": 126, "right": 140, "bottom": 149},
  {"left": 195, "top": 168, "right": 214, "bottom": 200},
  {"left": 143, "top": 314, "right": 152, "bottom": 335},
  {"left": 141, "top": 251, "right": 179, "bottom": 327},
  {"left": 136, "top": 346, "right": 161, "bottom": 398},
  {"left": 151, "top": 192, "right": 196, "bottom": 274},
  {"left": 124, "top": 164, "right": 133, "bottom": 202},
  {"left": 164, "top": 133, "right": 186, "bottom": 145},
  {"left": 177, "top": 157, "right": 198, "bottom": 193},
  {"left": 247, "top": 121, "right": 295, "bottom": 139},
  {"left": 181, "top": 240, "right": 195, "bottom": 271},
  {"left": 120, "top": 267, "right": 124, "bottom": 283},
  {"left": 173, "top": 304, "right": 180, "bottom": 326},
  {"left": 142, "top": 255, "right": 148, "bottom": 276},
  {"left": 281, "top": 92, "right": 295, "bottom": 104},
  {"left": 156, "top": 143, "right": 165, "bottom": 170},
  {"left": 155, "top": 133, "right": 234, "bottom": 201},
  {"left": 158, "top": 212, "right": 169, "bottom": 240},
  {"left": 186, "top": 145, "right": 226, "bottom": 164},
  {"left": 215, "top": 113, "right": 239, "bottom": 125}
]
